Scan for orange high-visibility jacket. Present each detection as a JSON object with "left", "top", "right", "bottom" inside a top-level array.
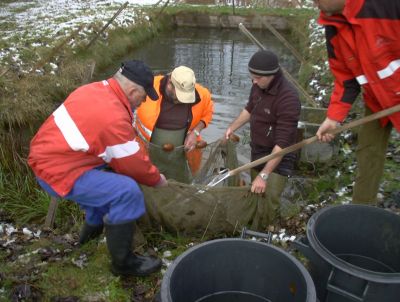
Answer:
[
  {"left": 318, "top": 0, "right": 400, "bottom": 131},
  {"left": 135, "top": 75, "right": 214, "bottom": 141}
]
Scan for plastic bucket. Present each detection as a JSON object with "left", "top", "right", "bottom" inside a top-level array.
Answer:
[
  {"left": 294, "top": 204, "right": 400, "bottom": 301},
  {"left": 161, "top": 238, "right": 316, "bottom": 302}
]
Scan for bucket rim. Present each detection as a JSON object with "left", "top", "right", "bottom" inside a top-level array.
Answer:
[
  {"left": 160, "top": 238, "right": 317, "bottom": 302},
  {"left": 307, "top": 204, "right": 400, "bottom": 283}
]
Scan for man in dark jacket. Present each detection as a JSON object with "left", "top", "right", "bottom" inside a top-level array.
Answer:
[
  {"left": 225, "top": 50, "right": 301, "bottom": 221},
  {"left": 314, "top": 0, "right": 400, "bottom": 204}
]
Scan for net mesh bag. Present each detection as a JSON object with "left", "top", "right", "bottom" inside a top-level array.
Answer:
[{"left": 139, "top": 138, "right": 278, "bottom": 237}]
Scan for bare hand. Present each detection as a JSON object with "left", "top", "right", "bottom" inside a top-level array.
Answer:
[
  {"left": 155, "top": 173, "right": 168, "bottom": 187},
  {"left": 184, "top": 131, "right": 197, "bottom": 151},
  {"left": 316, "top": 117, "right": 339, "bottom": 143},
  {"left": 251, "top": 176, "right": 267, "bottom": 194},
  {"left": 224, "top": 127, "right": 233, "bottom": 140}
]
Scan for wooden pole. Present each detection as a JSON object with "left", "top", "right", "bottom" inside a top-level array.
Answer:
[
  {"left": 259, "top": 18, "right": 306, "bottom": 64},
  {"left": 210, "top": 103, "right": 400, "bottom": 184},
  {"left": 154, "top": 0, "right": 170, "bottom": 20},
  {"left": 44, "top": 196, "right": 59, "bottom": 228},
  {"left": 238, "top": 23, "right": 318, "bottom": 108},
  {"left": 85, "top": 1, "right": 129, "bottom": 50},
  {"left": 153, "top": 0, "right": 164, "bottom": 6},
  {"left": 0, "top": 67, "right": 10, "bottom": 79}
]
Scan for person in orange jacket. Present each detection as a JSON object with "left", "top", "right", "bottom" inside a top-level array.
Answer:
[
  {"left": 314, "top": 0, "right": 400, "bottom": 204},
  {"left": 134, "top": 66, "right": 214, "bottom": 182}
]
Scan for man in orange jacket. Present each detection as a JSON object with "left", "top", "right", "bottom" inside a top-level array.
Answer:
[
  {"left": 314, "top": 0, "right": 400, "bottom": 204},
  {"left": 134, "top": 66, "right": 214, "bottom": 182}
]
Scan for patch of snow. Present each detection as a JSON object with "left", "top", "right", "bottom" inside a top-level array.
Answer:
[
  {"left": 341, "top": 198, "right": 351, "bottom": 205},
  {"left": 22, "top": 227, "right": 33, "bottom": 237},
  {"left": 162, "top": 258, "right": 172, "bottom": 268},
  {"left": 1, "top": 224, "right": 17, "bottom": 236},
  {"left": 2, "top": 239, "right": 16, "bottom": 247},
  {"left": 0, "top": 0, "right": 161, "bottom": 68},
  {"left": 163, "top": 250, "right": 172, "bottom": 258},
  {"left": 307, "top": 16, "right": 332, "bottom": 104}
]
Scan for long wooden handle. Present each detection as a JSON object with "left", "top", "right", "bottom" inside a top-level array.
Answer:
[{"left": 228, "top": 104, "right": 400, "bottom": 176}]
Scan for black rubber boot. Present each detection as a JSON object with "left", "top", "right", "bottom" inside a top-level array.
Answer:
[
  {"left": 105, "top": 220, "right": 162, "bottom": 277},
  {"left": 78, "top": 222, "right": 104, "bottom": 245}
]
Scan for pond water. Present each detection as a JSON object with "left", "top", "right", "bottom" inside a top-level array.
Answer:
[{"left": 102, "top": 27, "right": 300, "bottom": 144}]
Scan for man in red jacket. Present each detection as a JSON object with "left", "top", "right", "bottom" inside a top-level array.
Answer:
[
  {"left": 315, "top": 0, "right": 400, "bottom": 204},
  {"left": 28, "top": 60, "right": 168, "bottom": 277}
]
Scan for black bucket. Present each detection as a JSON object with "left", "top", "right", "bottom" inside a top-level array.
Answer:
[
  {"left": 293, "top": 204, "right": 400, "bottom": 302},
  {"left": 161, "top": 238, "right": 316, "bottom": 302}
]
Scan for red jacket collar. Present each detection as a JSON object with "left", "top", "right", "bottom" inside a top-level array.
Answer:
[
  {"left": 106, "top": 77, "right": 133, "bottom": 119},
  {"left": 318, "top": 0, "right": 364, "bottom": 26},
  {"left": 318, "top": 12, "right": 348, "bottom": 26}
]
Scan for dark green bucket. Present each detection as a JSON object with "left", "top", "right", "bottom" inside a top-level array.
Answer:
[
  {"left": 161, "top": 238, "right": 316, "bottom": 302},
  {"left": 294, "top": 204, "right": 400, "bottom": 302}
]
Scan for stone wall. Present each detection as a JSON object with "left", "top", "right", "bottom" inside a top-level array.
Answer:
[{"left": 173, "top": 13, "right": 289, "bottom": 30}]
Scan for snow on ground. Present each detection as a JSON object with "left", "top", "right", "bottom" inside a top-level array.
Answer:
[
  {"left": 0, "top": 0, "right": 161, "bottom": 69},
  {"left": 1, "top": 0, "right": 327, "bottom": 77},
  {"left": 307, "top": 17, "right": 330, "bottom": 104}
]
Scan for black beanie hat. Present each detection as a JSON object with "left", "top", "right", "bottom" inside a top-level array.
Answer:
[{"left": 248, "top": 50, "right": 280, "bottom": 76}]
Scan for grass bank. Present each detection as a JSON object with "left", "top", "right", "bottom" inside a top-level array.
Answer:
[{"left": 0, "top": 10, "right": 172, "bottom": 225}]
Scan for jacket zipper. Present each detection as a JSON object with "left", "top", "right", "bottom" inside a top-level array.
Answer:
[{"left": 266, "top": 125, "right": 272, "bottom": 137}]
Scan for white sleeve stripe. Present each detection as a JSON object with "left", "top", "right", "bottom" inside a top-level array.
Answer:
[
  {"left": 53, "top": 105, "right": 89, "bottom": 152},
  {"left": 356, "top": 75, "right": 368, "bottom": 85},
  {"left": 378, "top": 59, "right": 400, "bottom": 79},
  {"left": 98, "top": 140, "right": 140, "bottom": 163}
]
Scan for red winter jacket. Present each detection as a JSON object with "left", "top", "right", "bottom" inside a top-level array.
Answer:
[
  {"left": 28, "top": 78, "right": 161, "bottom": 197},
  {"left": 318, "top": 0, "right": 400, "bottom": 131}
]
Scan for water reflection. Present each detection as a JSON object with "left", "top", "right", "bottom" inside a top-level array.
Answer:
[{"left": 104, "top": 27, "right": 299, "bottom": 143}]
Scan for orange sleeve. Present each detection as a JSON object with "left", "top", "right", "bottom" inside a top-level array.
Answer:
[{"left": 195, "top": 84, "right": 214, "bottom": 128}]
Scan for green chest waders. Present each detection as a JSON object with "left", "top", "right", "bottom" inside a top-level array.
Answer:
[{"left": 150, "top": 127, "right": 192, "bottom": 183}]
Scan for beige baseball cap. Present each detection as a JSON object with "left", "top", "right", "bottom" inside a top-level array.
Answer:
[{"left": 170, "top": 66, "right": 196, "bottom": 104}]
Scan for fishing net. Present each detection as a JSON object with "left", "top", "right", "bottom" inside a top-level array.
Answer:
[{"left": 138, "top": 137, "right": 282, "bottom": 237}]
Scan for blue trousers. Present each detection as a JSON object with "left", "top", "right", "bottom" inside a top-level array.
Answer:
[{"left": 37, "top": 169, "right": 146, "bottom": 225}]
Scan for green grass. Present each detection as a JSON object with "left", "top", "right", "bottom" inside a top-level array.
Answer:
[
  {"left": 0, "top": 227, "right": 200, "bottom": 301},
  {"left": 0, "top": 0, "right": 18, "bottom": 7},
  {"left": 0, "top": 171, "right": 78, "bottom": 226},
  {"left": 9, "top": 3, "right": 36, "bottom": 14},
  {"left": 162, "top": 4, "right": 314, "bottom": 17},
  {"left": 0, "top": 238, "right": 130, "bottom": 301},
  {"left": 37, "top": 246, "right": 128, "bottom": 301},
  {"left": 0, "top": 21, "right": 17, "bottom": 32}
]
